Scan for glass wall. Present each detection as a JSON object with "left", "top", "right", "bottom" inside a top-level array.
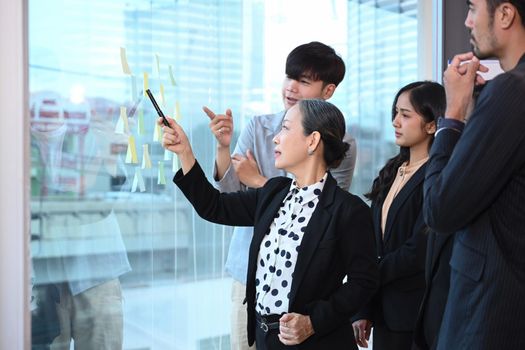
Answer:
[
  {"left": 28, "top": 0, "right": 420, "bottom": 349},
  {"left": 347, "top": 0, "right": 419, "bottom": 195}
]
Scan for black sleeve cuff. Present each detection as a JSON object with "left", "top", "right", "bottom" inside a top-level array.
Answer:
[{"left": 436, "top": 117, "right": 465, "bottom": 135}]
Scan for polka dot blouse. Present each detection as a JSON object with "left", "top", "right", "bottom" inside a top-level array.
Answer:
[{"left": 255, "top": 173, "right": 327, "bottom": 315}]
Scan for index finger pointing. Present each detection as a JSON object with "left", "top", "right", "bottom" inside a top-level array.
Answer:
[{"left": 202, "top": 106, "right": 216, "bottom": 120}]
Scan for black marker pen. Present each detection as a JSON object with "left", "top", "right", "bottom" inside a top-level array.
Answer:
[{"left": 146, "top": 89, "right": 170, "bottom": 127}]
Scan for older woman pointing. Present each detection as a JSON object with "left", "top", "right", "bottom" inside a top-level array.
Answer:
[{"left": 160, "top": 99, "right": 378, "bottom": 350}]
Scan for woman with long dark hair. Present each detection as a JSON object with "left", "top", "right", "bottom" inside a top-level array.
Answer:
[{"left": 352, "top": 81, "right": 446, "bottom": 349}]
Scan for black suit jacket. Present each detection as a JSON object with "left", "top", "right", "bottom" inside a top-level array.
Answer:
[
  {"left": 423, "top": 54, "right": 525, "bottom": 349},
  {"left": 355, "top": 164, "right": 428, "bottom": 332},
  {"left": 413, "top": 231, "right": 453, "bottom": 350},
  {"left": 174, "top": 162, "right": 379, "bottom": 349}
]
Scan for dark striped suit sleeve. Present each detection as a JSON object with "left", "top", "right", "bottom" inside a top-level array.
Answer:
[{"left": 423, "top": 72, "right": 525, "bottom": 232}]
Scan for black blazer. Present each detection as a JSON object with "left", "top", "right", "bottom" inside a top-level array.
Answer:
[
  {"left": 355, "top": 164, "right": 428, "bottom": 332},
  {"left": 413, "top": 232, "right": 454, "bottom": 350},
  {"left": 175, "top": 162, "right": 379, "bottom": 349},
  {"left": 423, "top": 54, "right": 525, "bottom": 349}
]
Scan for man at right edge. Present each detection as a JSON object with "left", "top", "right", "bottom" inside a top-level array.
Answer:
[{"left": 422, "top": 0, "right": 525, "bottom": 349}]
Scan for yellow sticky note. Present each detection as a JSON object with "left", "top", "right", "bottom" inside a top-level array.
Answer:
[
  {"left": 160, "top": 83, "right": 165, "bottom": 107},
  {"left": 122, "top": 107, "right": 130, "bottom": 133},
  {"left": 120, "top": 47, "right": 132, "bottom": 75},
  {"left": 175, "top": 101, "right": 181, "bottom": 121},
  {"left": 142, "top": 144, "right": 152, "bottom": 169},
  {"left": 137, "top": 109, "right": 145, "bottom": 135},
  {"left": 168, "top": 65, "right": 177, "bottom": 86},
  {"left": 155, "top": 53, "right": 161, "bottom": 77},
  {"left": 131, "top": 168, "right": 146, "bottom": 192},
  {"left": 172, "top": 153, "right": 180, "bottom": 172},
  {"left": 157, "top": 161, "right": 166, "bottom": 185},
  {"left": 153, "top": 121, "right": 162, "bottom": 142},
  {"left": 125, "top": 135, "right": 138, "bottom": 164},
  {"left": 115, "top": 107, "right": 129, "bottom": 134},
  {"left": 143, "top": 72, "right": 149, "bottom": 96}
]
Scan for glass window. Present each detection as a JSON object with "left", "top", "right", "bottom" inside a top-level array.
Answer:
[
  {"left": 29, "top": 1, "right": 420, "bottom": 349},
  {"left": 347, "top": 0, "right": 419, "bottom": 195}
]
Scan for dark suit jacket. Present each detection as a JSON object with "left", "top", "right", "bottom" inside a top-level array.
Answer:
[
  {"left": 413, "top": 232, "right": 454, "bottom": 350},
  {"left": 174, "top": 162, "right": 379, "bottom": 349},
  {"left": 355, "top": 164, "right": 428, "bottom": 333},
  {"left": 423, "top": 54, "right": 525, "bottom": 349}
]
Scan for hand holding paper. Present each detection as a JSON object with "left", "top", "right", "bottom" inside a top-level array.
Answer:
[{"left": 443, "top": 52, "right": 489, "bottom": 121}]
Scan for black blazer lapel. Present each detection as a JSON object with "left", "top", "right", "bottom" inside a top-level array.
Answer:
[
  {"left": 383, "top": 164, "right": 427, "bottom": 243},
  {"left": 288, "top": 173, "right": 337, "bottom": 305},
  {"left": 372, "top": 201, "right": 384, "bottom": 256}
]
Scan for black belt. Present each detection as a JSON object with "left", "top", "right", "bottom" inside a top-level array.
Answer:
[{"left": 255, "top": 313, "right": 281, "bottom": 333}]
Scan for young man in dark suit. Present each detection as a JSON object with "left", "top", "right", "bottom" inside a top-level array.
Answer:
[{"left": 423, "top": 0, "right": 525, "bottom": 349}]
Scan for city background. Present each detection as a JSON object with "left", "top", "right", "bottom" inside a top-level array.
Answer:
[{"left": 29, "top": 0, "right": 419, "bottom": 349}]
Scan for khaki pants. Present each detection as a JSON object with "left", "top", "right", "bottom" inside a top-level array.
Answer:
[
  {"left": 231, "top": 280, "right": 256, "bottom": 350},
  {"left": 50, "top": 279, "right": 123, "bottom": 350}
]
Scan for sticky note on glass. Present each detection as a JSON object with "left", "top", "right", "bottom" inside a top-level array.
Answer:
[
  {"left": 137, "top": 109, "right": 145, "bottom": 135},
  {"left": 142, "top": 144, "right": 152, "bottom": 169},
  {"left": 115, "top": 107, "right": 130, "bottom": 134},
  {"left": 157, "top": 161, "right": 166, "bottom": 185},
  {"left": 175, "top": 101, "right": 181, "bottom": 121},
  {"left": 131, "top": 168, "right": 146, "bottom": 192},
  {"left": 169, "top": 65, "right": 177, "bottom": 86},
  {"left": 160, "top": 83, "right": 165, "bottom": 107},
  {"left": 153, "top": 121, "right": 162, "bottom": 142},
  {"left": 173, "top": 153, "right": 180, "bottom": 172},
  {"left": 115, "top": 114, "right": 125, "bottom": 134},
  {"left": 143, "top": 72, "right": 149, "bottom": 96},
  {"left": 120, "top": 47, "right": 132, "bottom": 75},
  {"left": 164, "top": 149, "right": 172, "bottom": 161},
  {"left": 125, "top": 135, "right": 138, "bottom": 164}
]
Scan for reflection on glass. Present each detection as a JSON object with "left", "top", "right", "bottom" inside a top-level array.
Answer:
[{"left": 29, "top": 0, "right": 418, "bottom": 349}]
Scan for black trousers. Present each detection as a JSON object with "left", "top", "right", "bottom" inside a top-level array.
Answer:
[
  {"left": 373, "top": 322, "right": 416, "bottom": 350},
  {"left": 255, "top": 327, "right": 299, "bottom": 350}
]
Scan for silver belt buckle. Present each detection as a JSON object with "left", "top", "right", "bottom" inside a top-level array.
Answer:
[{"left": 260, "top": 321, "right": 269, "bottom": 332}]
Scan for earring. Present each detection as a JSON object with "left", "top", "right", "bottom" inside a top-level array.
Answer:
[{"left": 307, "top": 149, "right": 314, "bottom": 156}]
